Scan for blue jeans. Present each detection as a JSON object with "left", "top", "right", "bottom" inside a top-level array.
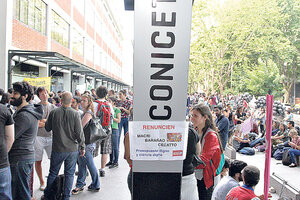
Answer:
[
  {"left": 118, "top": 117, "right": 129, "bottom": 149},
  {"left": 10, "top": 159, "right": 34, "bottom": 200},
  {"left": 289, "top": 149, "right": 300, "bottom": 164},
  {"left": 76, "top": 144, "right": 100, "bottom": 189},
  {"left": 250, "top": 137, "right": 265, "bottom": 147},
  {"left": 44, "top": 151, "right": 78, "bottom": 200},
  {"left": 119, "top": 117, "right": 129, "bottom": 136},
  {"left": 110, "top": 129, "right": 120, "bottom": 164},
  {"left": 0, "top": 166, "right": 12, "bottom": 200},
  {"left": 220, "top": 134, "right": 228, "bottom": 151}
]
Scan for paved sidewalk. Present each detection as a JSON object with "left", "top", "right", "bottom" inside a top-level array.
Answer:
[
  {"left": 33, "top": 145, "right": 131, "bottom": 200},
  {"left": 236, "top": 151, "right": 300, "bottom": 199}
]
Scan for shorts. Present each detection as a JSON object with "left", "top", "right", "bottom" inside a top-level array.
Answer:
[
  {"left": 94, "top": 131, "right": 112, "bottom": 155},
  {"left": 34, "top": 136, "right": 52, "bottom": 161}
]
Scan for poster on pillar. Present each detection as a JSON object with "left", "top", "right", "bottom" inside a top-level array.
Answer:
[
  {"left": 24, "top": 77, "right": 51, "bottom": 92},
  {"left": 130, "top": 121, "right": 188, "bottom": 160},
  {"left": 132, "top": 0, "right": 193, "bottom": 160}
]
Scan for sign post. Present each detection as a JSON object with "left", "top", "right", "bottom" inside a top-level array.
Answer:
[
  {"left": 131, "top": 0, "right": 193, "bottom": 199},
  {"left": 264, "top": 94, "right": 273, "bottom": 200}
]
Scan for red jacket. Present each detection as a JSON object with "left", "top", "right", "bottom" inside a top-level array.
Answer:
[{"left": 195, "top": 129, "right": 221, "bottom": 189}]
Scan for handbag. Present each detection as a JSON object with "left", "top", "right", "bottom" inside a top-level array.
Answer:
[{"left": 83, "top": 115, "right": 108, "bottom": 144}]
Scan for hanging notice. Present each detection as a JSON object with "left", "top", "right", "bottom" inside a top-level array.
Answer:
[
  {"left": 130, "top": 121, "right": 188, "bottom": 160},
  {"left": 24, "top": 77, "right": 51, "bottom": 92}
]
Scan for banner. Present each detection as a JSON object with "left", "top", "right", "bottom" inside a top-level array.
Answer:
[
  {"left": 130, "top": 121, "right": 188, "bottom": 160},
  {"left": 240, "top": 117, "right": 253, "bottom": 135},
  {"left": 24, "top": 77, "right": 51, "bottom": 92},
  {"left": 264, "top": 95, "right": 273, "bottom": 200}
]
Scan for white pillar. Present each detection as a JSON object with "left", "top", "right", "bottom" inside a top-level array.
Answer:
[
  {"left": 63, "top": 71, "right": 71, "bottom": 92},
  {"left": 95, "top": 79, "right": 102, "bottom": 88},
  {"left": 0, "top": 0, "right": 13, "bottom": 90},
  {"left": 39, "top": 64, "right": 48, "bottom": 77}
]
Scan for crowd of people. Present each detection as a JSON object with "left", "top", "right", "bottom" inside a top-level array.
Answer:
[
  {"left": 0, "top": 83, "right": 132, "bottom": 200},
  {"left": 183, "top": 92, "right": 300, "bottom": 199},
  {"left": 1, "top": 83, "right": 300, "bottom": 200}
]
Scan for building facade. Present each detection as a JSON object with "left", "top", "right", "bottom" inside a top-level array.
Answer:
[{"left": 0, "top": 0, "right": 132, "bottom": 92}]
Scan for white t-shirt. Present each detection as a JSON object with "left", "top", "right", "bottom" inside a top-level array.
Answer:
[
  {"left": 93, "top": 99, "right": 114, "bottom": 116},
  {"left": 211, "top": 176, "right": 239, "bottom": 200}
]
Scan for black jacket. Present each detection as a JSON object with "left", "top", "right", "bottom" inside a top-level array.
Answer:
[{"left": 9, "top": 104, "right": 43, "bottom": 162}]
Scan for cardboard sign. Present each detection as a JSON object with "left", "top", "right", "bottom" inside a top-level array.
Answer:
[{"left": 24, "top": 77, "right": 51, "bottom": 92}]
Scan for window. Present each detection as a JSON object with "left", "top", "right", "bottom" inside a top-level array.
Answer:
[
  {"left": 85, "top": 39, "right": 94, "bottom": 62},
  {"left": 14, "top": 0, "right": 46, "bottom": 34},
  {"left": 73, "top": 0, "right": 84, "bottom": 16},
  {"left": 95, "top": 16, "right": 102, "bottom": 37},
  {"left": 95, "top": 47, "right": 102, "bottom": 67},
  {"left": 51, "top": 11, "right": 69, "bottom": 48},
  {"left": 72, "top": 28, "right": 84, "bottom": 56},
  {"left": 85, "top": 1, "right": 95, "bottom": 28}
]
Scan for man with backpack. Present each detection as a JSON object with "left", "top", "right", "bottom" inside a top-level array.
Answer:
[{"left": 94, "top": 86, "right": 114, "bottom": 177}]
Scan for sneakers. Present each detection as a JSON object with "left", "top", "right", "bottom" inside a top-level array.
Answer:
[
  {"left": 99, "top": 170, "right": 105, "bottom": 177},
  {"left": 88, "top": 185, "right": 100, "bottom": 192},
  {"left": 105, "top": 162, "right": 113, "bottom": 167},
  {"left": 109, "top": 163, "right": 119, "bottom": 169},
  {"left": 289, "top": 163, "right": 297, "bottom": 167},
  {"left": 71, "top": 187, "right": 84, "bottom": 195}
]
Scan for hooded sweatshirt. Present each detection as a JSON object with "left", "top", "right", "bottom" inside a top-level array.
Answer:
[{"left": 9, "top": 104, "right": 43, "bottom": 163}]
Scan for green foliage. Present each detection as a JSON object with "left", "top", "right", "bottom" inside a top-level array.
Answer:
[{"left": 189, "top": 0, "right": 300, "bottom": 103}]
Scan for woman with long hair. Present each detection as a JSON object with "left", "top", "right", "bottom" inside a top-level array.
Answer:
[
  {"left": 72, "top": 94, "right": 100, "bottom": 194},
  {"left": 190, "top": 103, "right": 222, "bottom": 200}
]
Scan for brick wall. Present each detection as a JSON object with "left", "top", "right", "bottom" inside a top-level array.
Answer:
[
  {"left": 72, "top": 52, "right": 84, "bottom": 64},
  {"left": 87, "top": 23, "right": 95, "bottom": 39},
  {"left": 55, "top": 0, "right": 71, "bottom": 16},
  {"left": 73, "top": 7, "right": 85, "bottom": 29},
  {"left": 86, "top": 60, "right": 94, "bottom": 69},
  {"left": 51, "top": 40, "right": 70, "bottom": 57},
  {"left": 12, "top": 19, "right": 47, "bottom": 51}
]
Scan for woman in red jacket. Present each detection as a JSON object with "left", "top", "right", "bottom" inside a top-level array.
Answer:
[{"left": 190, "top": 103, "right": 222, "bottom": 200}]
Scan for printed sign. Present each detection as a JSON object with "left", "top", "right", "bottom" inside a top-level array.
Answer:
[
  {"left": 130, "top": 121, "right": 188, "bottom": 160},
  {"left": 24, "top": 77, "right": 51, "bottom": 92}
]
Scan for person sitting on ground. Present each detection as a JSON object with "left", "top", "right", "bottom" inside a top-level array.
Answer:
[
  {"left": 271, "top": 122, "right": 289, "bottom": 145},
  {"left": 250, "top": 122, "right": 287, "bottom": 148},
  {"left": 232, "top": 130, "right": 250, "bottom": 151},
  {"left": 271, "top": 120, "right": 280, "bottom": 136},
  {"left": 226, "top": 165, "right": 262, "bottom": 200},
  {"left": 288, "top": 129, "right": 300, "bottom": 167},
  {"left": 212, "top": 160, "right": 247, "bottom": 200},
  {"left": 276, "top": 121, "right": 295, "bottom": 148}
]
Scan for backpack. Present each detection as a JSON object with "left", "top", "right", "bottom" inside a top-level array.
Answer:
[
  {"left": 273, "top": 148, "right": 284, "bottom": 160},
  {"left": 215, "top": 153, "right": 225, "bottom": 176},
  {"left": 239, "top": 147, "right": 255, "bottom": 155},
  {"left": 282, "top": 148, "right": 292, "bottom": 166},
  {"left": 95, "top": 100, "right": 112, "bottom": 128},
  {"left": 49, "top": 174, "right": 64, "bottom": 200}
]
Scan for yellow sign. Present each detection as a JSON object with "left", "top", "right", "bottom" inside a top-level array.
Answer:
[{"left": 24, "top": 77, "right": 51, "bottom": 92}]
